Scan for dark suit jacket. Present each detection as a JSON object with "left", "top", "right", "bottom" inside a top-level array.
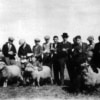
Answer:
[
  {"left": 72, "top": 42, "right": 88, "bottom": 65},
  {"left": 18, "top": 44, "right": 32, "bottom": 58},
  {"left": 57, "top": 41, "right": 72, "bottom": 58},
  {"left": 51, "top": 42, "right": 60, "bottom": 59},
  {"left": 93, "top": 42, "right": 100, "bottom": 65},
  {"left": 2, "top": 42, "right": 16, "bottom": 59},
  {"left": 72, "top": 42, "right": 88, "bottom": 56}
]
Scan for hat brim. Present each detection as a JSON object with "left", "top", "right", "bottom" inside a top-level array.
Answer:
[{"left": 62, "top": 35, "right": 69, "bottom": 38}]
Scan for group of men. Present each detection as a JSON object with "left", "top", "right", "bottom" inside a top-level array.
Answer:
[{"left": 1, "top": 33, "right": 100, "bottom": 90}]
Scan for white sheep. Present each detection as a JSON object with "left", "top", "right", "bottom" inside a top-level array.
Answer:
[
  {"left": 25, "top": 63, "right": 53, "bottom": 86},
  {"left": 81, "top": 62, "right": 100, "bottom": 87},
  {"left": 0, "top": 64, "right": 23, "bottom": 87}
]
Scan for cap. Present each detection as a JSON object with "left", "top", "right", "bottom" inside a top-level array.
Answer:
[
  {"left": 8, "top": 37, "right": 14, "bottom": 42},
  {"left": 44, "top": 35, "right": 50, "bottom": 40},
  {"left": 34, "top": 38, "right": 40, "bottom": 42},
  {"left": 87, "top": 36, "right": 94, "bottom": 41}
]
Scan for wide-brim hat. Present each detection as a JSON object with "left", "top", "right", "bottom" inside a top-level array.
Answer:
[
  {"left": 34, "top": 38, "right": 40, "bottom": 42},
  {"left": 62, "top": 33, "right": 69, "bottom": 38}
]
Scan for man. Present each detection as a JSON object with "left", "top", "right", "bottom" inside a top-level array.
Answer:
[
  {"left": 57, "top": 33, "right": 72, "bottom": 85},
  {"left": 42, "top": 35, "right": 52, "bottom": 67},
  {"left": 72, "top": 36, "right": 88, "bottom": 58},
  {"left": 18, "top": 39, "right": 32, "bottom": 84},
  {"left": 72, "top": 37, "right": 77, "bottom": 48},
  {"left": 51, "top": 36, "right": 60, "bottom": 85},
  {"left": 72, "top": 35, "right": 88, "bottom": 92},
  {"left": 32, "top": 38, "right": 42, "bottom": 62},
  {"left": 32, "top": 38, "right": 43, "bottom": 70},
  {"left": 93, "top": 36, "right": 100, "bottom": 68},
  {"left": 2, "top": 37, "right": 16, "bottom": 65},
  {"left": 18, "top": 39, "right": 32, "bottom": 62},
  {"left": 87, "top": 36, "right": 95, "bottom": 52}
]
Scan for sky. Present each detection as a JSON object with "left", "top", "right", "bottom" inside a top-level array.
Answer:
[{"left": 0, "top": 0, "right": 100, "bottom": 49}]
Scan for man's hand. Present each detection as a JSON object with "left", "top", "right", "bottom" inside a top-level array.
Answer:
[
  {"left": 21, "top": 56, "right": 26, "bottom": 59},
  {"left": 43, "top": 50, "right": 50, "bottom": 54},
  {"left": 62, "top": 48, "right": 66, "bottom": 51},
  {"left": 62, "top": 48, "right": 69, "bottom": 53}
]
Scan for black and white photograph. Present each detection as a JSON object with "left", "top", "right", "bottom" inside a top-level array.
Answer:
[{"left": 0, "top": 0, "right": 100, "bottom": 100}]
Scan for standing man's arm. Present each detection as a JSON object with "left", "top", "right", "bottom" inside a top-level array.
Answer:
[{"left": 2, "top": 44, "right": 8, "bottom": 57}]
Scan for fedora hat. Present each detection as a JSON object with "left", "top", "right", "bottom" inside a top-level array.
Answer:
[{"left": 62, "top": 33, "right": 69, "bottom": 38}]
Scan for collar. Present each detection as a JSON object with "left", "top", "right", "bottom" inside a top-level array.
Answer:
[{"left": 63, "top": 41, "right": 68, "bottom": 44}]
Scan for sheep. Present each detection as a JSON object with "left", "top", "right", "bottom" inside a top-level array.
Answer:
[
  {"left": 81, "top": 62, "right": 100, "bottom": 87},
  {"left": 25, "top": 63, "right": 53, "bottom": 87},
  {"left": 0, "top": 64, "right": 23, "bottom": 87}
]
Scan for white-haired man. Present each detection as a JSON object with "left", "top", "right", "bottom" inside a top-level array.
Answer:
[{"left": 18, "top": 39, "right": 32, "bottom": 60}]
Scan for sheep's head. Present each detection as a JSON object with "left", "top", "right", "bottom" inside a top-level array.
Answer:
[
  {"left": 81, "top": 62, "right": 90, "bottom": 73},
  {"left": 25, "top": 63, "right": 34, "bottom": 72}
]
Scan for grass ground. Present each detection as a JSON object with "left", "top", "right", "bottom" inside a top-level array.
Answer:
[
  {"left": 0, "top": 85, "right": 100, "bottom": 100},
  {"left": 0, "top": 66, "right": 99, "bottom": 100}
]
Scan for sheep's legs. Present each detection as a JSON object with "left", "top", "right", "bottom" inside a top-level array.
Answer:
[
  {"left": 17, "top": 75, "right": 24, "bottom": 86},
  {"left": 3, "top": 79, "right": 8, "bottom": 87},
  {"left": 51, "top": 77, "right": 53, "bottom": 85},
  {"left": 37, "top": 77, "right": 40, "bottom": 87}
]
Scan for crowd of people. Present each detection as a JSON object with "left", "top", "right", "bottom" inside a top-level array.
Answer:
[{"left": 1, "top": 33, "right": 100, "bottom": 91}]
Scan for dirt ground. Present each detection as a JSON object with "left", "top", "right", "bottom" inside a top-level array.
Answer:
[{"left": 0, "top": 85, "right": 100, "bottom": 100}]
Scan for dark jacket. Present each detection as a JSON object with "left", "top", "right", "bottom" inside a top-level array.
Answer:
[
  {"left": 2, "top": 42, "right": 16, "bottom": 59},
  {"left": 72, "top": 42, "right": 88, "bottom": 74},
  {"left": 18, "top": 44, "right": 32, "bottom": 58},
  {"left": 72, "top": 42, "right": 88, "bottom": 65},
  {"left": 93, "top": 42, "right": 100, "bottom": 66},
  {"left": 51, "top": 42, "right": 60, "bottom": 58},
  {"left": 72, "top": 42, "right": 88, "bottom": 57},
  {"left": 57, "top": 41, "right": 72, "bottom": 58}
]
